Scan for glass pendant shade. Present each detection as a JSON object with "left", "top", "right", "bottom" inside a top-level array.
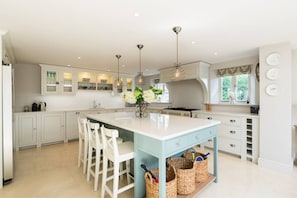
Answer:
[
  {"left": 172, "top": 26, "right": 184, "bottom": 78},
  {"left": 115, "top": 54, "right": 122, "bottom": 90},
  {"left": 137, "top": 44, "right": 144, "bottom": 84}
]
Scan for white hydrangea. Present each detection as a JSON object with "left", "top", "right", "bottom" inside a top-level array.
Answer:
[
  {"left": 121, "top": 91, "right": 137, "bottom": 104},
  {"left": 143, "top": 89, "right": 155, "bottom": 103}
]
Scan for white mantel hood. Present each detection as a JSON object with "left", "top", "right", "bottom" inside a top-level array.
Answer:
[{"left": 159, "top": 61, "right": 210, "bottom": 103}]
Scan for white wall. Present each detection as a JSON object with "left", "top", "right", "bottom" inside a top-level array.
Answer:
[
  {"left": 14, "top": 64, "right": 126, "bottom": 112},
  {"left": 210, "top": 56, "right": 259, "bottom": 105},
  {"left": 259, "top": 42, "right": 293, "bottom": 172}
]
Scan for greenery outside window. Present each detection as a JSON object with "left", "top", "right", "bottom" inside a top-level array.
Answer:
[
  {"left": 220, "top": 74, "right": 249, "bottom": 102},
  {"left": 217, "top": 65, "right": 251, "bottom": 103}
]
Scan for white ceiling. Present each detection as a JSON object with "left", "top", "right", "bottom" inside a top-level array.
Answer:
[{"left": 1, "top": 0, "right": 297, "bottom": 75}]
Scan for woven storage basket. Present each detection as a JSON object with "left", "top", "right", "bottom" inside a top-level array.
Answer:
[
  {"left": 184, "top": 151, "right": 209, "bottom": 183},
  {"left": 145, "top": 165, "right": 177, "bottom": 198},
  {"left": 168, "top": 158, "right": 195, "bottom": 195}
]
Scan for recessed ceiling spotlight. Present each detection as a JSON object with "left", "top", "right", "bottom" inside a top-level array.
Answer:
[
  {"left": 122, "top": 64, "right": 126, "bottom": 67},
  {"left": 134, "top": 12, "right": 140, "bottom": 17},
  {"left": 77, "top": 56, "right": 81, "bottom": 60},
  {"left": 67, "top": 64, "right": 71, "bottom": 67},
  {"left": 214, "top": 52, "right": 218, "bottom": 56},
  {"left": 191, "top": 41, "right": 196, "bottom": 45}
]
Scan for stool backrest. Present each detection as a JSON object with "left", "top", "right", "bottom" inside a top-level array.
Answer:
[
  {"left": 87, "top": 122, "right": 101, "bottom": 150},
  {"left": 78, "top": 117, "right": 88, "bottom": 140},
  {"left": 101, "top": 125, "right": 119, "bottom": 161}
]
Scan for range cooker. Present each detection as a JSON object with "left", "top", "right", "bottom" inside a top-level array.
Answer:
[{"left": 161, "top": 107, "right": 200, "bottom": 117}]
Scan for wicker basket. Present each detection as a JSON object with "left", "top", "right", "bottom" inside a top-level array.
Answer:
[
  {"left": 145, "top": 165, "right": 177, "bottom": 198},
  {"left": 184, "top": 151, "right": 209, "bottom": 183},
  {"left": 168, "top": 158, "right": 195, "bottom": 195}
]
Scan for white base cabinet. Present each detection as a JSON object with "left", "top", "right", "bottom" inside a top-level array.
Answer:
[
  {"left": 15, "top": 113, "right": 40, "bottom": 150},
  {"left": 65, "top": 111, "right": 80, "bottom": 142},
  {"left": 192, "top": 111, "right": 259, "bottom": 162},
  {"left": 40, "top": 112, "right": 65, "bottom": 144},
  {"left": 15, "top": 112, "right": 65, "bottom": 150}
]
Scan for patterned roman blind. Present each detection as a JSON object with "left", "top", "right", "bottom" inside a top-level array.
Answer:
[{"left": 216, "top": 65, "right": 252, "bottom": 77}]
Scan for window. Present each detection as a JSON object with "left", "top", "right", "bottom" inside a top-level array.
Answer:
[
  {"left": 220, "top": 74, "right": 249, "bottom": 102},
  {"left": 153, "top": 83, "right": 169, "bottom": 103}
]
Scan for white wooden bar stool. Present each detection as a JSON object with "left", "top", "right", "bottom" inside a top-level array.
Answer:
[
  {"left": 101, "top": 125, "right": 135, "bottom": 198},
  {"left": 86, "top": 122, "right": 103, "bottom": 191},
  {"left": 87, "top": 122, "right": 123, "bottom": 191},
  {"left": 77, "top": 117, "right": 89, "bottom": 174}
]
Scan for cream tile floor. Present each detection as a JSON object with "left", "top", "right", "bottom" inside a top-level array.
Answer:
[{"left": 0, "top": 141, "right": 296, "bottom": 198}]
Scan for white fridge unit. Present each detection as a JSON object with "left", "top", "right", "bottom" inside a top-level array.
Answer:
[{"left": 2, "top": 64, "right": 13, "bottom": 184}]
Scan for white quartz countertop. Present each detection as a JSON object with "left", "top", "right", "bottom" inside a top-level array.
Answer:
[{"left": 87, "top": 112, "right": 220, "bottom": 141}]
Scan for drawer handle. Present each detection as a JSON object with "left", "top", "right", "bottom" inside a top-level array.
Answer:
[
  {"left": 230, "top": 119, "right": 236, "bottom": 123},
  {"left": 230, "top": 144, "right": 236, "bottom": 147},
  {"left": 207, "top": 117, "right": 212, "bottom": 120},
  {"left": 230, "top": 130, "right": 236, "bottom": 134},
  {"left": 208, "top": 139, "right": 212, "bottom": 142}
]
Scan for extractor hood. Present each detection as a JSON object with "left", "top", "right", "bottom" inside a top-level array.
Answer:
[{"left": 159, "top": 61, "right": 210, "bottom": 103}]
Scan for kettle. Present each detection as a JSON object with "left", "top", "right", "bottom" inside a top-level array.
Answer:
[{"left": 39, "top": 102, "right": 47, "bottom": 111}]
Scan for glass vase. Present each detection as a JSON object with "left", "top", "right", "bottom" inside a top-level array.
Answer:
[{"left": 135, "top": 102, "right": 148, "bottom": 118}]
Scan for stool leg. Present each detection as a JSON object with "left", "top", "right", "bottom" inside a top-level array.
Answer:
[
  {"left": 78, "top": 138, "right": 82, "bottom": 167},
  {"left": 113, "top": 161, "right": 120, "bottom": 198},
  {"left": 83, "top": 141, "right": 88, "bottom": 174},
  {"left": 87, "top": 145, "right": 92, "bottom": 182},
  {"left": 101, "top": 156, "right": 108, "bottom": 198},
  {"left": 94, "top": 150, "right": 100, "bottom": 191},
  {"left": 126, "top": 160, "right": 131, "bottom": 184}
]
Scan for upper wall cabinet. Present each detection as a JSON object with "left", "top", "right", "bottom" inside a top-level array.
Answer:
[
  {"left": 77, "top": 71, "right": 97, "bottom": 90},
  {"left": 40, "top": 64, "right": 135, "bottom": 95},
  {"left": 97, "top": 73, "right": 114, "bottom": 91},
  {"left": 40, "top": 64, "right": 76, "bottom": 95}
]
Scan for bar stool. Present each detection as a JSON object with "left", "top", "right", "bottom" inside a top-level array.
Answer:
[
  {"left": 86, "top": 122, "right": 102, "bottom": 191},
  {"left": 77, "top": 117, "right": 89, "bottom": 174},
  {"left": 101, "top": 125, "right": 135, "bottom": 198},
  {"left": 86, "top": 122, "right": 124, "bottom": 191}
]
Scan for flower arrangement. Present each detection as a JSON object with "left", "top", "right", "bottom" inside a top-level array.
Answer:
[{"left": 121, "top": 86, "right": 162, "bottom": 105}]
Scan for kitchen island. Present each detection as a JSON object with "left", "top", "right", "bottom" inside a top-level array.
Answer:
[{"left": 87, "top": 112, "right": 220, "bottom": 198}]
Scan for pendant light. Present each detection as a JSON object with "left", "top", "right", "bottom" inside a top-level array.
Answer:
[
  {"left": 115, "top": 54, "right": 122, "bottom": 88},
  {"left": 172, "top": 26, "right": 183, "bottom": 78},
  {"left": 137, "top": 44, "right": 144, "bottom": 84}
]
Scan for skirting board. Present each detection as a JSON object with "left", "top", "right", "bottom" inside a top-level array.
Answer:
[{"left": 258, "top": 157, "right": 294, "bottom": 173}]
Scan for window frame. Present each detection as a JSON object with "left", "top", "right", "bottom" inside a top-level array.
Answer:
[{"left": 219, "top": 74, "right": 250, "bottom": 103}]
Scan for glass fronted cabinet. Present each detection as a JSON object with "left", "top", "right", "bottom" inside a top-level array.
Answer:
[
  {"left": 45, "top": 70, "right": 58, "bottom": 93},
  {"left": 126, "top": 78, "right": 133, "bottom": 91},
  {"left": 41, "top": 65, "right": 76, "bottom": 95},
  {"left": 77, "top": 72, "right": 96, "bottom": 90},
  {"left": 97, "top": 74, "right": 113, "bottom": 91},
  {"left": 63, "top": 72, "right": 73, "bottom": 93}
]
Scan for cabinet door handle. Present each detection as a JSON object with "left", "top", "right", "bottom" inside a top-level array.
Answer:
[
  {"left": 207, "top": 117, "right": 212, "bottom": 120},
  {"left": 230, "top": 130, "right": 236, "bottom": 134},
  {"left": 230, "top": 119, "right": 236, "bottom": 123},
  {"left": 55, "top": 82, "right": 60, "bottom": 85},
  {"left": 230, "top": 144, "right": 236, "bottom": 147}
]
